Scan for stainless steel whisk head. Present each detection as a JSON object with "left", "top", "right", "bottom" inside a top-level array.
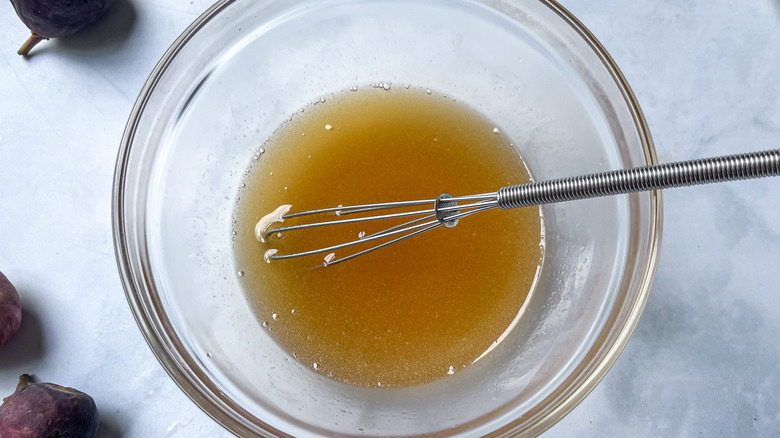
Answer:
[
  {"left": 260, "top": 192, "right": 501, "bottom": 266},
  {"left": 260, "top": 149, "right": 780, "bottom": 266}
]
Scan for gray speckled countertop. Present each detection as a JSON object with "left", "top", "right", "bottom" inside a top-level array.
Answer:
[
  {"left": 548, "top": 1, "right": 780, "bottom": 436},
  {"left": 1, "top": 0, "right": 778, "bottom": 436}
]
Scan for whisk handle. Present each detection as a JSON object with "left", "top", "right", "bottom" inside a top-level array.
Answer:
[{"left": 497, "top": 149, "right": 780, "bottom": 209}]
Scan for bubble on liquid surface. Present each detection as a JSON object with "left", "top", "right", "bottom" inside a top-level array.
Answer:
[
  {"left": 263, "top": 249, "right": 278, "bottom": 263},
  {"left": 325, "top": 124, "right": 333, "bottom": 130},
  {"left": 358, "top": 231, "right": 366, "bottom": 239},
  {"left": 350, "top": 86, "right": 358, "bottom": 92},
  {"left": 492, "top": 127, "right": 500, "bottom": 134},
  {"left": 237, "top": 271, "right": 244, "bottom": 277},
  {"left": 447, "top": 366, "right": 456, "bottom": 375},
  {"left": 291, "top": 309, "right": 296, "bottom": 314},
  {"left": 404, "top": 84, "right": 410, "bottom": 89},
  {"left": 383, "top": 83, "right": 390, "bottom": 90},
  {"left": 262, "top": 321, "right": 268, "bottom": 327},
  {"left": 313, "top": 363, "right": 320, "bottom": 370},
  {"left": 426, "top": 89, "right": 432, "bottom": 94},
  {"left": 272, "top": 313, "right": 279, "bottom": 320}
]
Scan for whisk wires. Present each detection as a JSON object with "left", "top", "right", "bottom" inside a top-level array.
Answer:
[{"left": 263, "top": 193, "right": 498, "bottom": 266}]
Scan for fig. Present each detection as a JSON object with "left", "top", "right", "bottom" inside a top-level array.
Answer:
[
  {"left": 0, "top": 374, "right": 99, "bottom": 438},
  {"left": 10, "top": 0, "right": 114, "bottom": 56},
  {"left": 0, "top": 270, "right": 22, "bottom": 350}
]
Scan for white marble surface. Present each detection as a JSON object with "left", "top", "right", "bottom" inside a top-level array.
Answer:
[{"left": 0, "top": 0, "right": 778, "bottom": 436}]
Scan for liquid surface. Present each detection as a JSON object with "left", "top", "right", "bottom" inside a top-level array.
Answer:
[{"left": 233, "top": 86, "right": 543, "bottom": 388}]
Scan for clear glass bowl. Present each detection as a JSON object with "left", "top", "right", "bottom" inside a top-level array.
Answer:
[{"left": 113, "top": 0, "right": 662, "bottom": 436}]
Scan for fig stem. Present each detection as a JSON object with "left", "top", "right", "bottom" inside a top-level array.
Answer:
[
  {"left": 16, "top": 374, "right": 32, "bottom": 392},
  {"left": 2, "top": 375, "right": 31, "bottom": 402},
  {"left": 17, "top": 33, "right": 46, "bottom": 57}
]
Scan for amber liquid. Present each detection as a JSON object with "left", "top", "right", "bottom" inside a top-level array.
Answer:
[{"left": 233, "top": 87, "right": 543, "bottom": 388}]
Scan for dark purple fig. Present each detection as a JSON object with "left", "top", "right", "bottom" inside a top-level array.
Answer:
[
  {"left": 0, "top": 374, "right": 99, "bottom": 438},
  {"left": 10, "top": 0, "right": 114, "bottom": 56},
  {"left": 0, "top": 270, "right": 22, "bottom": 350}
]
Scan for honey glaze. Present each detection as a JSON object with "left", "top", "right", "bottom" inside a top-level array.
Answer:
[{"left": 233, "top": 86, "right": 544, "bottom": 388}]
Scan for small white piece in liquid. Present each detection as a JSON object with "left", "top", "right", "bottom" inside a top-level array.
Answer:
[
  {"left": 255, "top": 204, "right": 293, "bottom": 242},
  {"left": 264, "top": 249, "right": 278, "bottom": 263},
  {"left": 324, "top": 253, "right": 336, "bottom": 265}
]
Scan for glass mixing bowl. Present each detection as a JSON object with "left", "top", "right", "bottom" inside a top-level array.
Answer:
[{"left": 113, "top": 0, "right": 662, "bottom": 436}]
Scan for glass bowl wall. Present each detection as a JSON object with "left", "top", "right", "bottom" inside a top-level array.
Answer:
[{"left": 113, "top": 0, "right": 661, "bottom": 436}]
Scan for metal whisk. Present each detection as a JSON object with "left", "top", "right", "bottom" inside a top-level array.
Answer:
[{"left": 260, "top": 149, "right": 780, "bottom": 266}]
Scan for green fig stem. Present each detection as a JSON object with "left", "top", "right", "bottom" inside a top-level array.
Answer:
[
  {"left": 16, "top": 374, "right": 32, "bottom": 392},
  {"left": 3, "top": 374, "right": 31, "bottom": 402},
  {"left": 17, "top": 33, "right": 46, "bottom": 57}
]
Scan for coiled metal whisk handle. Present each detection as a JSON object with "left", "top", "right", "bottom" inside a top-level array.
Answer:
[{"left": 497, "top": 149, "right": 780, "bottom": 209}]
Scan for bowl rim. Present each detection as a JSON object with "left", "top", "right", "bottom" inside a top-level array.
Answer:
[{"left": 112, "top": 0, "right": 662, "bottom": 436}]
